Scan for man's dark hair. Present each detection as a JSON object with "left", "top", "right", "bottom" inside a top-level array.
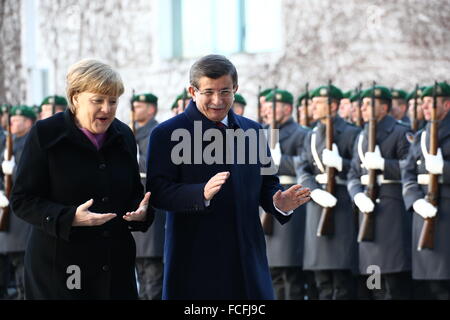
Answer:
[{"left": 190, "top": 54, "right": 238, "bottom": 88}]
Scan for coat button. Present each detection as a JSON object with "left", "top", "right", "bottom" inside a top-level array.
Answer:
[
  {"left": 45, "top": 216, "right": 53, "bottom": 222},
  {"left": 102, "top": 197, "right": 109, "bottom": 203},
  {"left": 99, "top": 163, "right": 106, "bottom": 170},
  {"left": 102, "top": 265, "right": 110, "bottom": 272}
]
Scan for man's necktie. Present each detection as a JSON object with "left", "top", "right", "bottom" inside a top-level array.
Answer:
[{"left": 215, "top": 122, "right": 227, "bottom": 129}]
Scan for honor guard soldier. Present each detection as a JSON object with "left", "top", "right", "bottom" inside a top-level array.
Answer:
[
  {"left": 390, "top": 89, "right": 410, "bottom": 124},
  {"left": 263, "top": 89, "right": 310, "bottom": 300},
  {"left": 39, "top": 95, "right": 68, "bottom": 120},
  {"left": 401, "top": 82, "right": 450, "bottom": 299},
  {"left": 131, "top": 93, "right": 165, "bottom": 300},
  {"left": 232, "top": 93, "right": 246, "bottom": 116},
  {"left": 406, "top": 87, "right": 427, "bottom": 133},
  {"left": 296, "top": 84, "right": 361, "bottom": 299},
  {"left": 0, "top": 105, "right": 37, "bottom": 299},
  {"left": 347, "top": 85, "right": 413, "bottom": 299}
]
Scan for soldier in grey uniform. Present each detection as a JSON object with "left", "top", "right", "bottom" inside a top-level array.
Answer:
[
  {"left": 232, "top": 93, "right": 246, "bottom": 116},
  {"left": 390, "top": 89, "right": 410, "bottom": 125},
  {"left": 347, "top": 86, "right": 413, "bottom": 299},
  {"left": 401, "top": 82, "right": 450, "bottom": 299},
  {"left": 131, "top": 93, "right": 165, "bottom": 300},
  {"left": 263, "top": 89, "right": 309, "bottom": 300},
  {"left": 406, "top": 87, "right": 427, "bottom": 133},
  {"left": 296, "top": 85, "right": 361, "bottom": 299},
  {"left": 0, "top": 105, "right": 36, "bottom": 300}
]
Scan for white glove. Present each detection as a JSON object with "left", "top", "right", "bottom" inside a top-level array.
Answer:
[
  {"left": 0, "top": 191, "right": 9, "bottom": 208},
  {"left": 364, "top": 146, "right": 385, "bottom": 171},
  {"left": 425, "top": 148, "right": 444, "bottom": 175},
  {"left": 413, "top": 198, "right": 437, "bottom": 219},
  {"left": 271, "top": 143, "right": 282, "bottom": 166},
  {"left": 354, "top": 192, "right": 375, "bottom": 213},
  {"left": 2, "top": 156, "right": 15, "bottom": 175},
  {"left": 310, "top": 189, "right": 337, "bottom": 208},
  {"left": 322, "top": 143, "right": 343, "bottom": 172}
]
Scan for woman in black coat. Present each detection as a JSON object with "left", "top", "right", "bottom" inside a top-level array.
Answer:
[{"left": 10, "top": 59, "right": 154, "bottom": 299}]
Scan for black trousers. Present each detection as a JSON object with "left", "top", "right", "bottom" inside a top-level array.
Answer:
[
  {"left": 0, "top": 254, "right": 9, "bottom": 299},
  {"left": 314, "top": 270, "right": 356, "bottom": 300},
  {"left": 367, "top": 272, "right": 413, "bottom": 300},
  {"left": 135, "top": 257, "right": 164, "bottom": 300},
  {"left": 413, "top": 280, "right": 450, "bottom": 300},
  {"left": 270, "top": 266, "right": 305, "bottom": 300}
]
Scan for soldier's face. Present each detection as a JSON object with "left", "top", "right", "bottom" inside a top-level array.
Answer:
[
  {"left": 338, "top": 98, "right": 352, "bottom": 119},
  {"left": 422, "top": 97, "right": 450, "bottom": 121},
  {"left": 189, "top": 75, "right": 237, "bottom": 122},
  {"left": 40, "top": 104, "right": 64, "bottom": 120},
  {"left": 350, "top": 101, "right": 361, "bottom": 123},
  {"left": 311, "top": 97, "right": 337, "bottom": 121},
  {"left": 232, "top": 103, "right": 245, "bottom": 116},
  {"left": 10, "top": 115, "right": 33, "bottom": 136},
  {"left": 407, "top": 99, "right": 424, "bottom": 121},
  {"left": 72, "top": 92, "right": 118, "bottom": 134},
  {"left": 390, "top": 99, "right": 407, "bottom": 120},
  {"left": 265, "top": 101, "right": 287, "bottom": 123},
  {"left": 133, "top": 101, "right": 155, "bottom": 122},
  {"left": 361, "top": 98, "right": 388, "bottom": 122}
]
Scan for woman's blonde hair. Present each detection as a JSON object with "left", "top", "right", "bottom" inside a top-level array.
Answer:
[{"left": 66, "top": 59, "right": 124, "bottom": 112}]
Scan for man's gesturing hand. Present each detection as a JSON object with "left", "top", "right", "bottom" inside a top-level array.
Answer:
[
  {"left": 123, "top": 192, "right": 151, "bottom": 222},
  {"left": 273, "top": 184, "right": 311, "bottom": 212},
  {"left": 72, "top": 199, "right": 117, "bottom": 226},
  {"left": 204, "top": 171, "right": 230, "bottom": 201}
]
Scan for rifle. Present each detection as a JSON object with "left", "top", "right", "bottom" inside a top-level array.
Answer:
[
  {"left": 418, "top": 81, "right": 439, "bottom": 250},
  {"left": 357, "top": 81, "right": 378, "bottom": 242},
  {"left": 130, "top": 89, "right": 136, "bottom": 135},
  {"left": 51, "top": 94, "right": 57, "bottom": 115},
  {"left": 355, "top": 83, "right": 363, "bottom": 128},
  {"left": 0, "top": 104, "right": 13, "bottom": 231},
  {"left": 182, "top": 88, "right": 188, "bottom": 112},
  {"left": 317, "top": 80, "right": 336, "bottom": 236},
  {"left": 257, "top": 85, "right": 262, "bottom": 124},
  {"left": 261, "top": 86, "right": 278, "bottom": 235},
  {"left": 411, "top": 84, "right": 419, "bottom": 132},
  {"left": 299, "top": 83, "right": 310, "bottom": 127}
]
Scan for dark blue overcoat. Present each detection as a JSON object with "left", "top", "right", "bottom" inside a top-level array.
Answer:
[{"left": 146, "top": 101, "right": 290, "bottom": 299}]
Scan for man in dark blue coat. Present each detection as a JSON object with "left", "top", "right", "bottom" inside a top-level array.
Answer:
[{"left": 146, "top": 54, "right": 311, "bottom": 300}]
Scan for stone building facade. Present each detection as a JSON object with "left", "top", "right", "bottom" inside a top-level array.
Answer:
[{"left": 1, "top": 0, "right": 449, "bottom": 122}]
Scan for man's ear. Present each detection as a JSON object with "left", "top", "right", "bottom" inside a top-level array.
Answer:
[{"left": 188, "top": 86, "right": 196, "bottom": 102}]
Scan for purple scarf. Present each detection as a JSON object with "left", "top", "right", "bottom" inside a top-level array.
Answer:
[{"left": 79, "top": 128, "right": 107, "bottom": 150}]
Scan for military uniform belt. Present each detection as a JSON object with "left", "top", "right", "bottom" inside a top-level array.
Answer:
[
  {"left": 315, "top": 173, "right": 347, "bottom": 185},
  {"left": 417, "top": 174, "right": 444, "bottom": 185},
  {"left": 360, "top": 174, "right": 400, "bottom": 185},
  {"left": 278, "top": 175, "right": 297, "bottom": 185}
]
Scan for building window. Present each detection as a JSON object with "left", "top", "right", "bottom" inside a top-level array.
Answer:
[{"left": 157, "top": 0, "right": 282, "bottom": 59}]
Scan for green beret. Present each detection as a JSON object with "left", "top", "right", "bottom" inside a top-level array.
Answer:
[
  {"left": 421, "top": 82, "right": 450, "bottom": 98},
  {"left": 171, "top": 90, "right": 191, "bottom": 109},
  {"left": 0, "top": 104, "right": 11, "bottom": 115},
  {"left": 132, "top": 93, "right": 158, "bottom": 105},
  {"left": 342, "top": 90, "right": 353, "bottom": 99},
  {"left": 405, "top": 86, "right": 427, "bottom": 101},
  {"left": 360, "top": 86, "right": 392, "bottom": 101},
  {"left": 234, "top": 93, "right": 246, "bottom": 106},
  {"left": 310, "top": 85, "right": 343, "bottom": 100},
  {"left": 259, "top": 88, "right": 273, "bottom": 98},
  {"left": 296, "top": 92, "right": 311, "bottom": 106},
  {"left": 40, "top": 95, "right": 68, "bottom": 107},
  {"left": 265, "top": 89, "right": 294, "bottom": 105},
  {"left": 391, "top": 89, "right": 408, "bottom": 100},
  {"left": 10, "top": 105, "right": 37, "bottom": 120}
]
